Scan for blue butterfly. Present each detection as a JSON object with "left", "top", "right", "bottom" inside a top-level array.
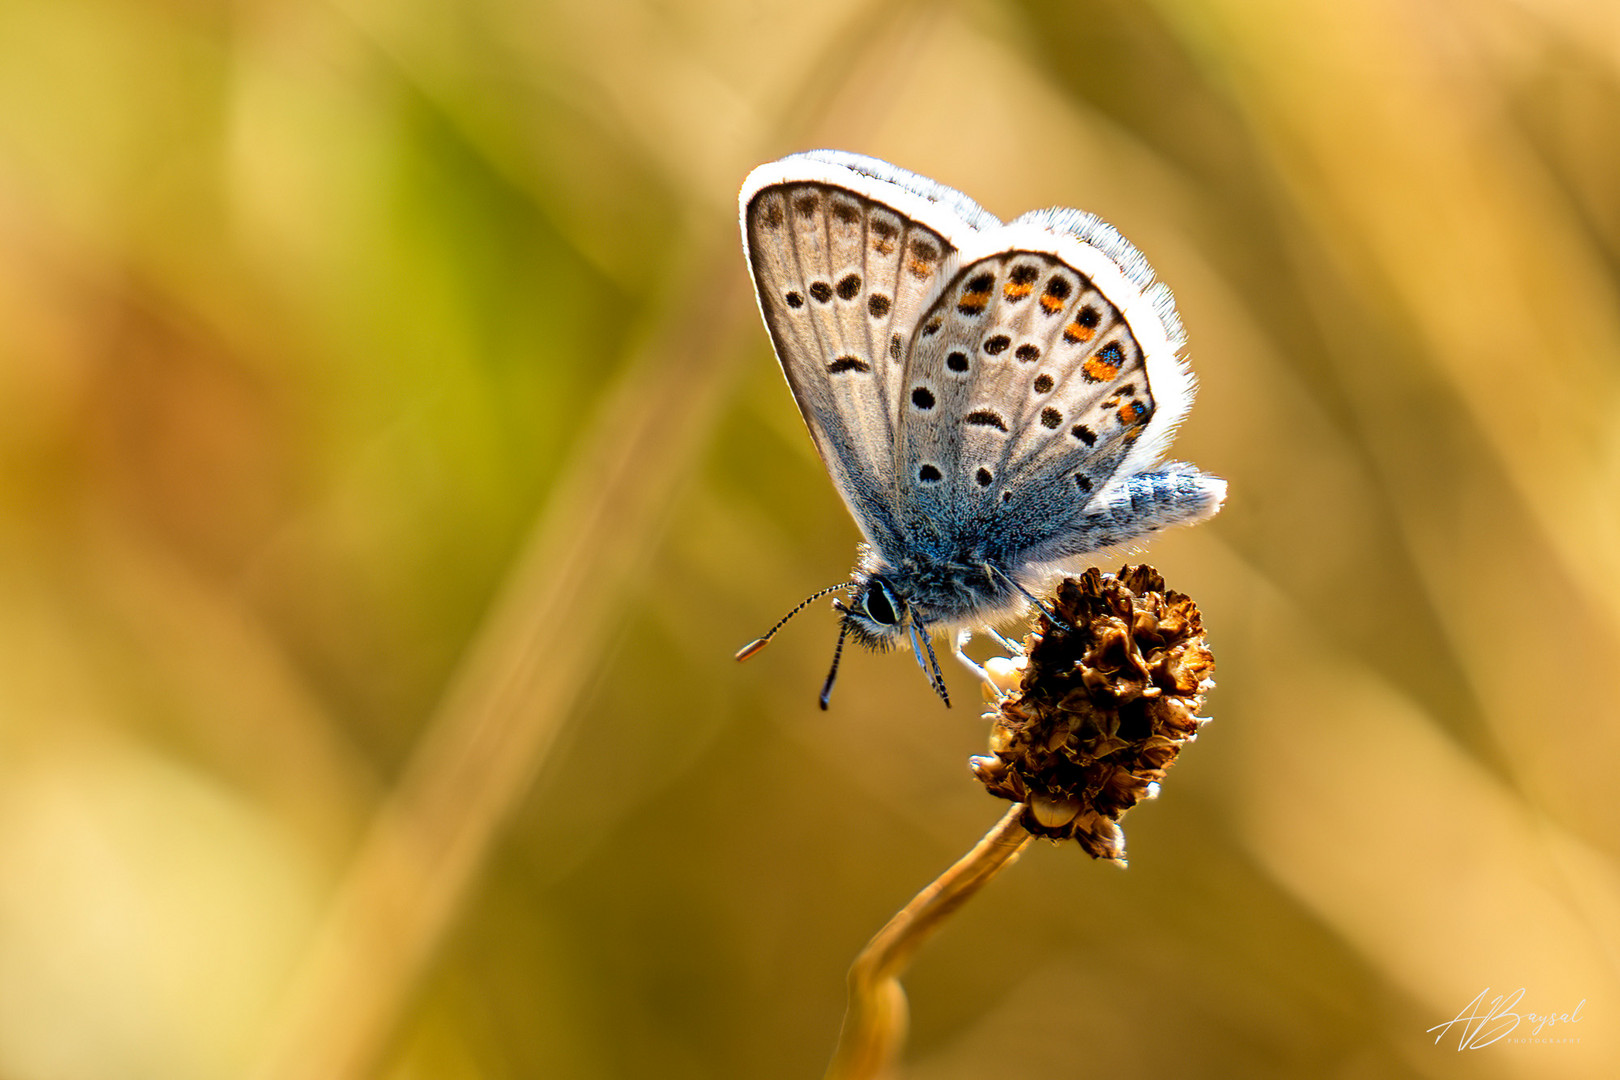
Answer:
[{"left": 737, "top": 151, "right": 1224, "bottom": 707}]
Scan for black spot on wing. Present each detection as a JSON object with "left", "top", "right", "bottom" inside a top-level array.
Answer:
[
  {"left": 1039, "top": 274, "right": 1071, "bottom": 314},
  {"left": 1063, "top": 305, "right": 1101, "bottom": 343}
]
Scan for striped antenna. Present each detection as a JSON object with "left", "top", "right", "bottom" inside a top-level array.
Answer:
[{"left": 735, "top": 582, "right": 850, "bottom": 661}]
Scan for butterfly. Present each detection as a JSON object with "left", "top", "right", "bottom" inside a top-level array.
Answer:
[{"left": 735, "top": 151, "right": 1225, "bottom": 708}]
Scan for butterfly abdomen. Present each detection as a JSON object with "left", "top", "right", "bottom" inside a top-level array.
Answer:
[{"left": 1030, "top": 467, "right": 1227, "bottom": 563}]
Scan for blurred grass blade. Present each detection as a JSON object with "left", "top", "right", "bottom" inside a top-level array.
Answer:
[{"left": 247, "top": 252, "right": 746, "bottom": 1080}]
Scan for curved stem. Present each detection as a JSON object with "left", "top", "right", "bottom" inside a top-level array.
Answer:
[{"left": 825, "top": 805, "right": 1033, "bottom": 1080}]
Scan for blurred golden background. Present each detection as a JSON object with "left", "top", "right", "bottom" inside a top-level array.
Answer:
[{"left": 2, "top": 0, "right": 1618, "bottom": 1077}]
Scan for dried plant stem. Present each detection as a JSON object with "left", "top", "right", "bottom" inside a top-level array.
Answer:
[{"left": 826, "top": 805, "right": 1033, "bottom": 1080}]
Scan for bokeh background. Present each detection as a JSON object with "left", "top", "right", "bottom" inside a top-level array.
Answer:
[{"left": 2, "top": 0, "right": 1618, "bottom": 1077}]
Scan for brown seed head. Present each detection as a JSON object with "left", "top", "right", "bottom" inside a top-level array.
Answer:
[{"left": 970, "top": 565, "right": 1215, "bottom": 862}]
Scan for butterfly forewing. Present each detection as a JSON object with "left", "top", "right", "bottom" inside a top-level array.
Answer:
[
  {"left": 743, "top": 181, "right": 960, "bottom": 548},
  {"left": 894, "top": 249, "right": 1157, "bottom": 558}
]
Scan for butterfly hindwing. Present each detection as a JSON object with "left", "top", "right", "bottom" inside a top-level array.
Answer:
[{"left": 894, "top": 249, "right": 1158, "bottom": 558}]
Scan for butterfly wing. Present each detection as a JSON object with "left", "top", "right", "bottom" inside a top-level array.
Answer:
[
  {"left": 739, "top": 151, "right": 1000, "bottom": 554},
  {"left": 894, "top": 210, "right": 1221, "bottom": 569}
]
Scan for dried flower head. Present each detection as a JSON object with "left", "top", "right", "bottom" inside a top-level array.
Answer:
[{"left": 970, "top": 565, "right": 1214, "bottom": 863}]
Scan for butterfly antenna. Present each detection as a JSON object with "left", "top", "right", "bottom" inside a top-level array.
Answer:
[
  {"left": 818, "top": 620, "right": 850, "bottom": 710},
  {"left": 735, "top": 583, "right": 850, "bottom": 661},
  {"left": 987, "top": 564, "right": 1073, "bottom": 632}
]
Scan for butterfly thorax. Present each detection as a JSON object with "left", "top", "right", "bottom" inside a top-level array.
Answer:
[{"left": 841, "top": 545, "right": 1019, "bottom": 650}]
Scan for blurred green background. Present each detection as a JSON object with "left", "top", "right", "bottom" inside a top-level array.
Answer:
[{"left": 2, "top": 0, "right": 1618, "bottom": 1077}]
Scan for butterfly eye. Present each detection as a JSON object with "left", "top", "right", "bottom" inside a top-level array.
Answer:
[{"left": 863, "top": 581, "right": 900, "bottom": 625}]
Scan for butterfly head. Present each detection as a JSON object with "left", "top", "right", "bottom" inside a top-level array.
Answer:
[
  {"left": 733, "top": 570, "right": 950, "bottom": 709},
  {"left": 836, "top": 573, "right": 909, "bottom": 651},
  {"left": 829, "top": 571, "right": 951, "bottom": 709}
]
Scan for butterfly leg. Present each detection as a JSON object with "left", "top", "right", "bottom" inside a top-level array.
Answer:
[
  {"left": 952, "top": 628, "right": 1005, "bottom": 698},
  {"left": 985, "top": 626, "right": 1024, "bottom": 655},
  {"left": 906, "top": 622, "right": 951, "bottom": 706}
]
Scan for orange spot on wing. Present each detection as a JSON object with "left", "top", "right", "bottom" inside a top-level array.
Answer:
[
  {"left": 956, "top": 288, "right": 991, "bottom": 314},
  {"left": 1039, "top": 294, "right": 1065, "bottom": 314},
  {"left": 1118, "top": 401, "right": 1147, "bottom": 425},
  {"left": 1083, "top": 356, "right": 1121, "bottom": 382},
  {"left": 1064, "top": 320, "right": 1096, "bottom": 344},
  {"left": 1003, "top": 280, "right": 1033, "bottom": 300}
]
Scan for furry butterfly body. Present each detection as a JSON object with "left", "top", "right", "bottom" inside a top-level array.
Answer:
[{"left": 738, "top": 151, "right": 1225, "bottom": 706}]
